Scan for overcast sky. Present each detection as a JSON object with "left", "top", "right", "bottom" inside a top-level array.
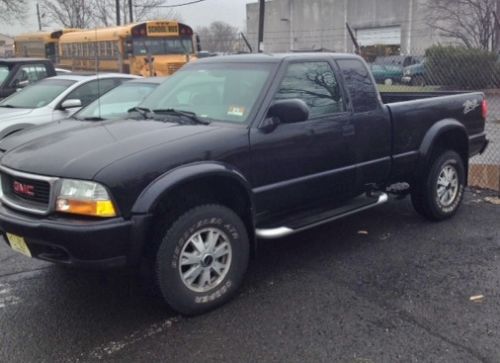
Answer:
[{"left": 0, "top": 0, "right": 254, "bottom": 36}]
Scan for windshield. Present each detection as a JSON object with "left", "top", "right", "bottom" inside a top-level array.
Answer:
[
  {"left": 138, "top": 63, "right": 272, "bottom": 123},
  {"left": 0, "top": 79, "right": 76, "bottom": 109},
  {"left": 75, "top": 82, "right": 159, "bottom": 120},
  {"left": 133, "top": 37, "right": 194, "bottom": 55},
  {"left": 0, "top": 65, "right": 9, "bottom": 86}
]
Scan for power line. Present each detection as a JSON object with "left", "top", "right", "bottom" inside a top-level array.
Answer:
[{"left": 134, "top": 0, "right": 209, "bottom": 8}]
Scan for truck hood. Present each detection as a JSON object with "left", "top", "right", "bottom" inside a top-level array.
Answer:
[
  {"left": 0, "top": 119, "right": 85, "bottom": 152},
  {"left": 0, "top": 119, "right": 222, "bottom": 179}
]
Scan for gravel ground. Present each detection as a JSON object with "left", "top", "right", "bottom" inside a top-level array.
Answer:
[{"left": 0, "top": 189, "right": 499, "bottom": 363}]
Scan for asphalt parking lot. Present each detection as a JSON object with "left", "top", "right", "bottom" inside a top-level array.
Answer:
[{"left": 0, "top": 189, "right": 499, "bottom": 363}]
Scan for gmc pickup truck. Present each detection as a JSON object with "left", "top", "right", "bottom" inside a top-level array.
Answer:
[{"left": 0, "top": 53, "right": 489, "bottom": 315}]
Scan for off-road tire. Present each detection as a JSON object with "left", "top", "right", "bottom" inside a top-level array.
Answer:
[
  {"left": 154, "top": 204, "right": 249, "bottom": 315},
  {"left": 411, "top": 150, "right": 466, "bottom": 221}
]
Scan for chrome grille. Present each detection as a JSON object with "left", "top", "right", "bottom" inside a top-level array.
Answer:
[{"left": 0, "top": 166, "right": 58, "bottom": 215}]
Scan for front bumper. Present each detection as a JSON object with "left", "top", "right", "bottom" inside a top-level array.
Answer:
[{"left": 0, "top": 203, "right": 152, "bottom": 269}]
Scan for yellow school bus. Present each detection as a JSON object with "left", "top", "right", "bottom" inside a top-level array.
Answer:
[
  {"left": 58, "top": 21, "right": 198, "bottom": 76},
  {"left": 14, "top": 29, "right": 78, "bottom": 63}
]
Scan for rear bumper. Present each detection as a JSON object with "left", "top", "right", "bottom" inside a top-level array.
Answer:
[
  {"left": 0, "top": 204, "right": 152, "bottom": 269},
  {"left": 469, "top": 132, "right": 489, "bottom": 157}
]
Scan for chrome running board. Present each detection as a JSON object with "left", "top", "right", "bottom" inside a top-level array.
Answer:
[{"left": 255, "top": 193, "right": 389, "bottom": 239}]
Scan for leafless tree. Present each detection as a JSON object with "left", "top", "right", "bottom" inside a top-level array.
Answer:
[
  {"left": 41, "top": 0, "right": 95, "bottom": 28},
  {"left": 0, "top": 0, "right": 27, "bottom": 23},
  {"left": 42, "top": 0, "right": 182, "bottom": 28},
  {"left": 197, "top": 21, "right": 239, "bottom": 53},
  {"left": 92, "top": 0, "right": 180, "bottom": 27},
  {"left": 424, "top": 0, "right": 497, "bottom": 50}
]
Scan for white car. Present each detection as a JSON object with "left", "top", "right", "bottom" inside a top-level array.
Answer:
[{"left": 0, "top": 73, "right": 139, "bottom": 138}]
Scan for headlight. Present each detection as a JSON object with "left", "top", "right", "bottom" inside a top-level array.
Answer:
[{"left": 55, "top": 179, "right": 117, "bottom": 217}]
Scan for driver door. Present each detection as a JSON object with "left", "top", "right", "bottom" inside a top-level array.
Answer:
[{"left": 250, "top": 60, "right": 357, "bottom": 218}]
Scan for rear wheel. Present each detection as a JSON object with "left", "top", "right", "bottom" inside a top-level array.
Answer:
[
  {"left": 154, "top": 204, "right": 249, "bottom": 315},
  {"left": 411, "top": 150, "right": 466, "bottom": 221}
]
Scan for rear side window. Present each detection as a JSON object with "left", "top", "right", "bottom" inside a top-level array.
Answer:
[{"left": 337, "top": 59, "right": 379, "bottom": 113}]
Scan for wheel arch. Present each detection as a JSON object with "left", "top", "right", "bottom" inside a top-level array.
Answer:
[
  {"left": 416, "top": 119, "right": 469, "bottom": 183},
  {"left": 132, "top": 162, "right": 256, "bottom": 254}
]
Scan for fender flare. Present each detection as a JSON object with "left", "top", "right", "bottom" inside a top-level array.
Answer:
[
  {"left": 131, "top": 161, "right": 254, "bottom": 215},
  {"left": 416, "top": 118, "right": 469, "bottom": 175}
]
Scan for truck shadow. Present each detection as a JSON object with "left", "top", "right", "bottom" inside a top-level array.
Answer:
[{"left": 46, "top": 197, "right": 419, "bottom": 318}]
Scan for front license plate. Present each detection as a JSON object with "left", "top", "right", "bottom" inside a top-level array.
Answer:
[{"left": 6, "top": 233, "right": 31, "bottom": 257}]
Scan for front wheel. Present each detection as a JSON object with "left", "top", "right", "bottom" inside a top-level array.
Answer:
[
  {"left": 411, "top": 150, "right": 466, "bottom": 221},
  {"left": 154, "top": 204, "right": 249, "bottom": 315}
]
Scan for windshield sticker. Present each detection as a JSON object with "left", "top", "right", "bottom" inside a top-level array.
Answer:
[
  {"left": 463, "top": 99, "right": 479, "bottom": 114},
  {"left": 227, "top": 106, "right": 245, "bottom": 117}
]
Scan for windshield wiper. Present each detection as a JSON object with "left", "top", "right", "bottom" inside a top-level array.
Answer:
[
  {"left": 153, "top": 108, "right": 211, "bottom": 125},
  {"left": 0, "top": 104, "right": 15, "bottom": 108},
  {"left": 128, "top": 106, "right": 154, "bottom": 119}
]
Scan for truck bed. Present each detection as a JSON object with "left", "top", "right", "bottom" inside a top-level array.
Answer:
[{"left": 381, "top": 91, "right": 487, "bottom": 182}]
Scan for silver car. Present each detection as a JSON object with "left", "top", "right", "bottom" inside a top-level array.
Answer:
[{"left": 0, "top": 73, "right": 139, "bottom": 138}]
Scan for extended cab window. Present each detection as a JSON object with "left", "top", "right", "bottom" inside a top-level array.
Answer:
[
  {"left": 275, "top": 61, "right": 345, "bottom": 118},
  {"left": 337, "top": 59, "right": 380, "bottom": 113}
]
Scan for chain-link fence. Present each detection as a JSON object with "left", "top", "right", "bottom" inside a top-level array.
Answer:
[{"left": 368, "top": 45, "right": 500, "bottom": 193}]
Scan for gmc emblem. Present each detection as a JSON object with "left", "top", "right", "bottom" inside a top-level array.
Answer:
[{"left": 13, "top": 181, "right": 35, "bottom": 197}]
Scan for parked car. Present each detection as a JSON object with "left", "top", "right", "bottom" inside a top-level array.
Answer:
[
  {"left": 74, "top": 77, "right": 164, "bottom": 121},
  {"left": 402, "top": 58, "right": 427, "bottom": 86},
  {"left": 369, "top": 63, "right": 403, "bottom": 85},
  {"left": 0, "top": 77, "right": 164, "bottom": 147},
  {"left": 0, "top": 53, "right": 488, "bottom": 315},
  {"left": 0, "top": 58, "right": 57, "bottom": 100},
  {"left": 374, "top": 55, "right": 423, "bottom": 68},
  {"left": 0, "top": 73, "right": 139, "bottom": 138}
]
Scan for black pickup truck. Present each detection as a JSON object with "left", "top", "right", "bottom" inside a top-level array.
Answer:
[
  {"left": 0, "top": 58, "right": 57, "bottom": 99},
  {"left": 0, "top": 53, "right": 489, "bottom": 315}
]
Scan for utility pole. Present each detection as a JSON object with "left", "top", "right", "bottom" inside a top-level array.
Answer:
[
  {"left": 258, "top": 0, "right": 265, "bottom": 52},
  {"left": 36, "top": 3, "right": 42, "bottom": 31},
  {"left": 495, "top": 0, "right": 500, "bottom": 52},
  {"left": 129, "top": 0, "right": 134, "bottom": 23},
  {"left": 116, "top": 0, "right": 121, "bottom": 26}
]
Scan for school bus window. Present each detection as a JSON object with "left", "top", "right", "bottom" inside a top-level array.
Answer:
[{"left": 132, "top": 38, "right": 193, "bottom": 55}]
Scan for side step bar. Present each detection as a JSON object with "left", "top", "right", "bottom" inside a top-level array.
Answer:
[{"left": 256, "top": 193, "right": 389, "bottom": 239}]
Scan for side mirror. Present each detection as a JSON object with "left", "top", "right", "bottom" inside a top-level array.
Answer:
[
  {"left": 125, "top": 40, "right": 133, "bottom": 57},
  {"left": 267, "top": 99, "right": 309, "bottom": 124},
  {"left": 60, "top": 99, "right": 82, "bottom": 110},
  {"left": 14, "top": 79, "right": 29, "bottom": 91},
  {"left": 17, "top": 80, "right": 30, "bottom": 88}
]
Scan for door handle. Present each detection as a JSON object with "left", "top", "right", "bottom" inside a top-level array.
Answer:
[{"left": 342, "top": 124, "right": 355, "bottom": 136}]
